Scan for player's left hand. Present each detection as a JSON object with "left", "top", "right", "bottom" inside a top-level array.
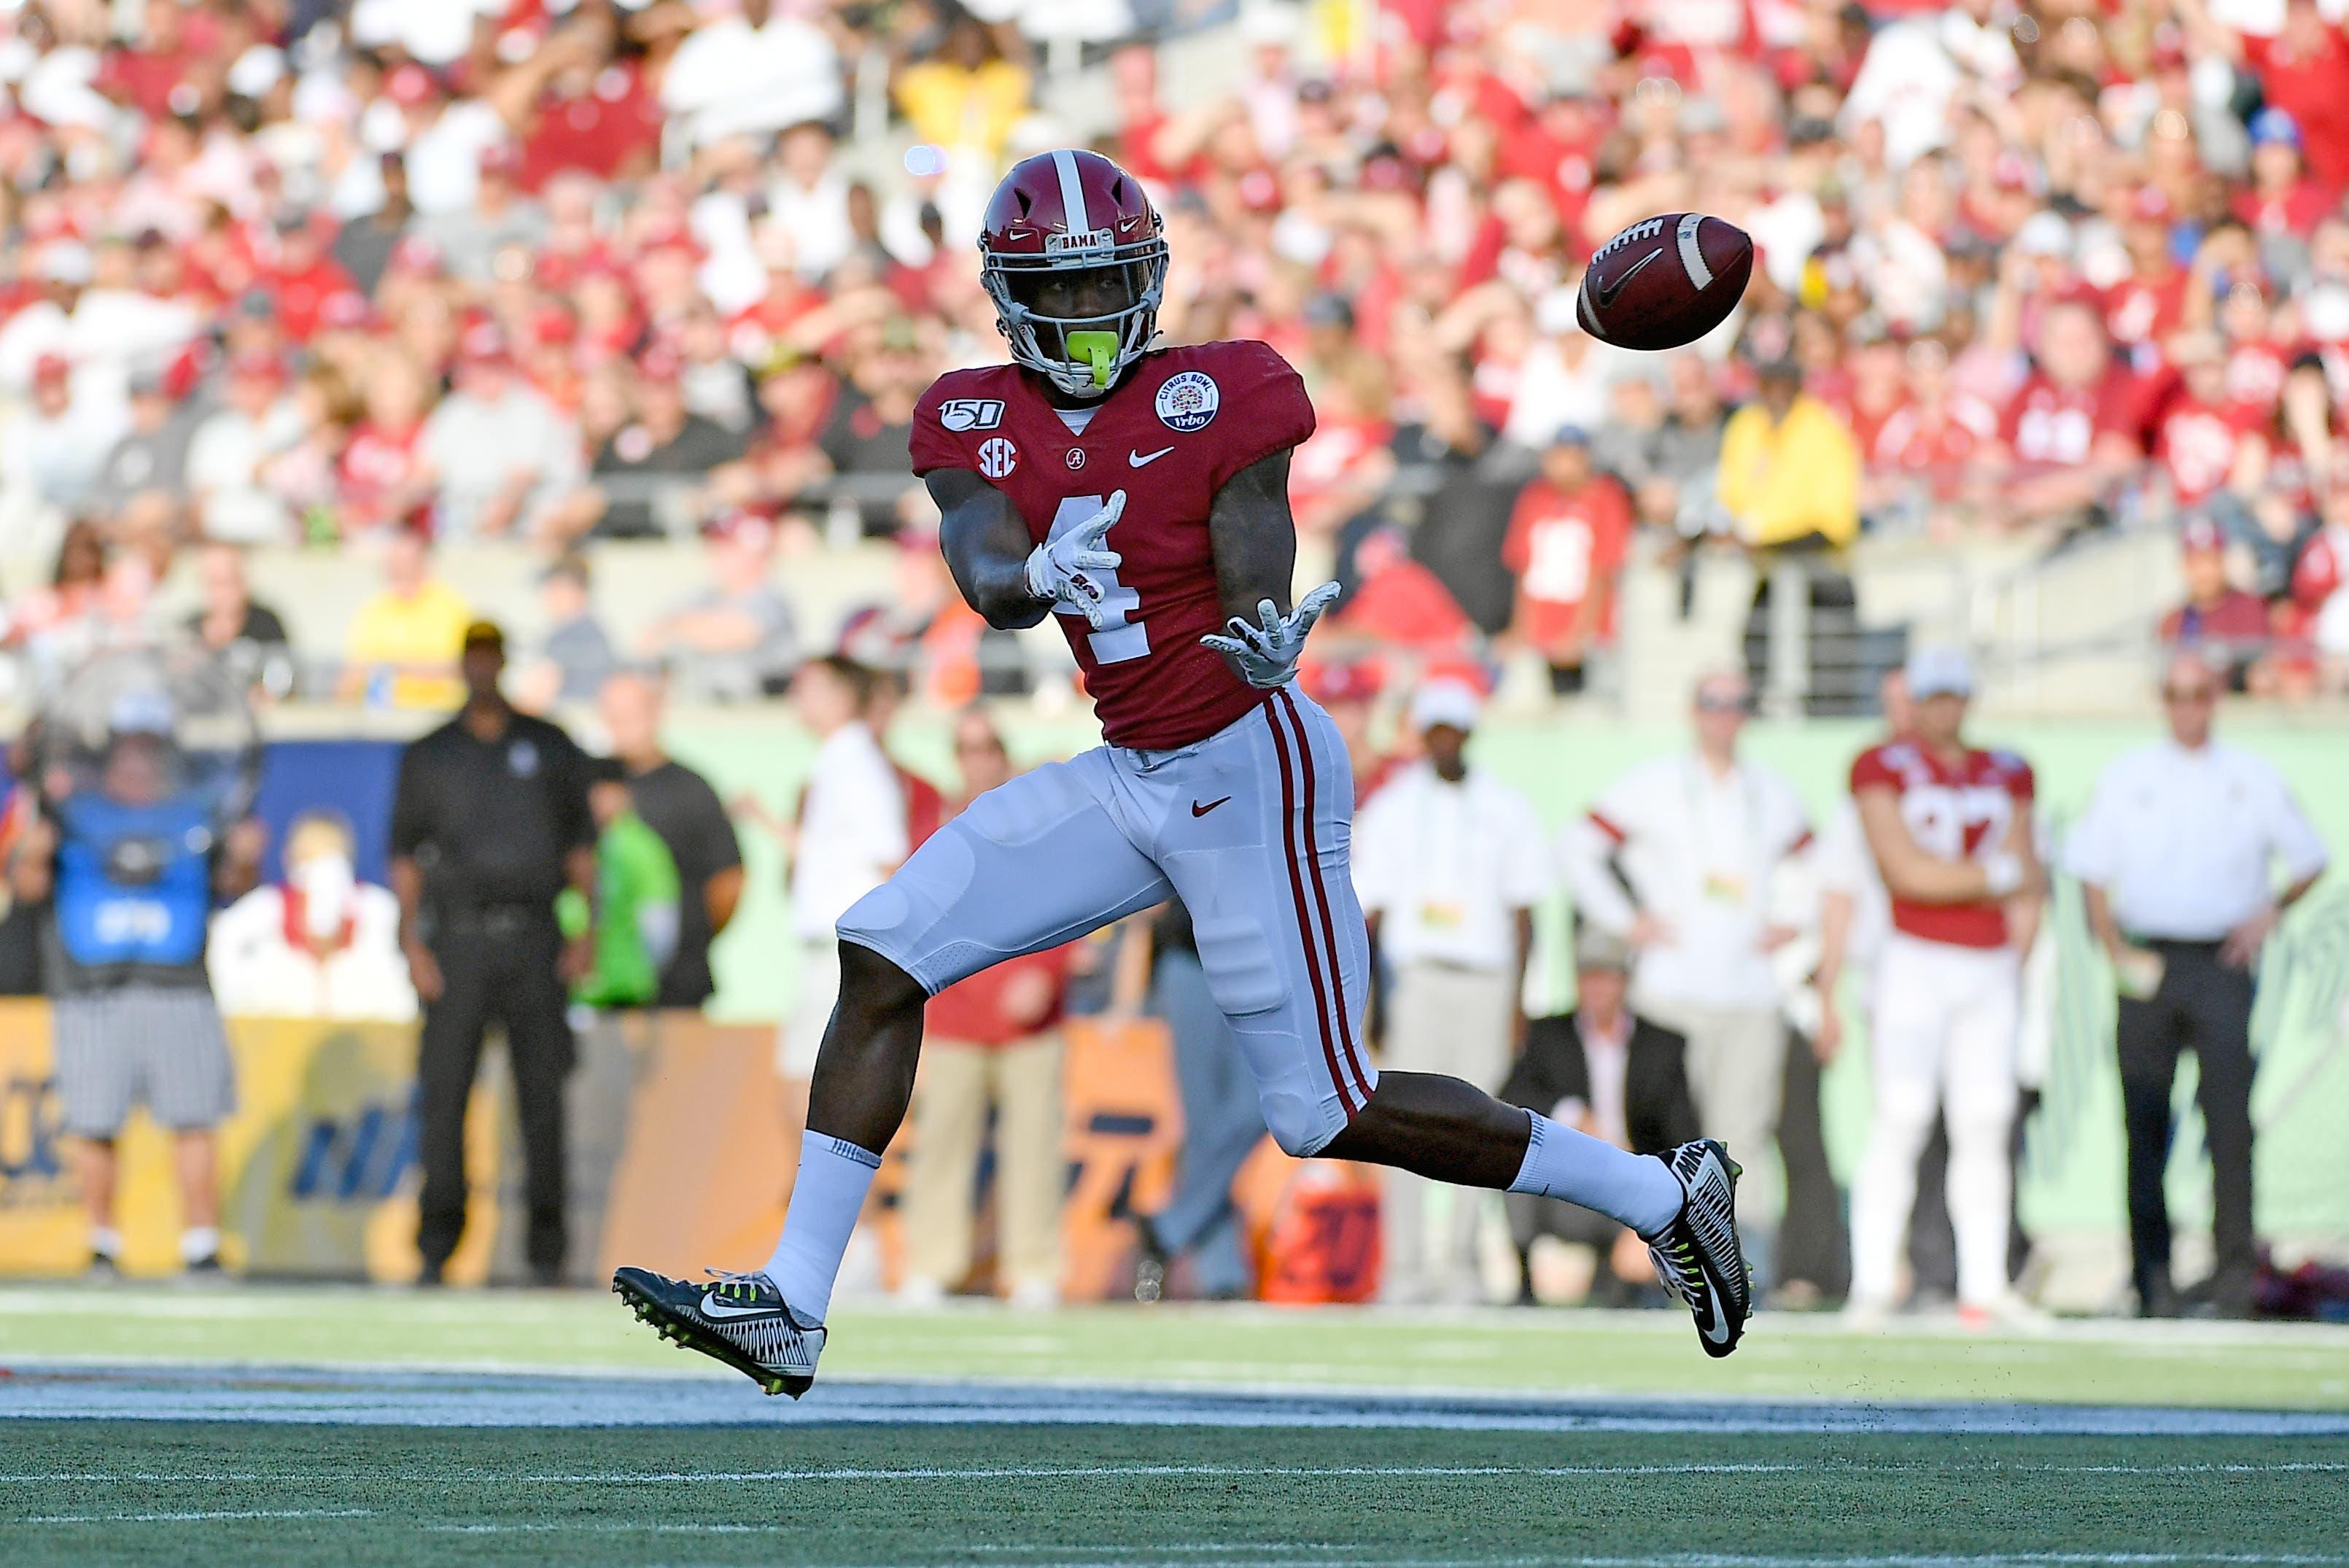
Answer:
[{"left": 1200, "top": 581, "right": 1340, "bottom": 689}]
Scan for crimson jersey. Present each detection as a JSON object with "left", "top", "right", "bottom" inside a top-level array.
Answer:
[
  {"left": 1850, "top": 740, "right": 2035, "bottom": 950},
  {"left": 911, "top": 341, "right": 1316, "bottom": 750}
]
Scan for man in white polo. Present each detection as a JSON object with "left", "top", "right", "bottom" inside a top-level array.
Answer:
[
  {"left": 1353, "top": 677, "right": 1550, "bottom": 1303},
  {"left": 2065, "top": 650, "right": 2327, "bottom": 1317},
  {"left": 1559, "top": 669, "right": 1812, "bottom": 1280}
]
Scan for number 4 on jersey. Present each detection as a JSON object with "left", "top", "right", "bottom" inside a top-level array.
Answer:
[{"left": 1049, "top": 493, "right": 1148, "bottom": 664}]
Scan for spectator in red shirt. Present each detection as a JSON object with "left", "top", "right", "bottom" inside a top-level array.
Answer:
[
  {"left": 258, "top": 210, "right": 362, "bottom": 345},
  {"left": 1991, "top": 298, "right": 2143, "bottom": 530},
  {"left": 2102, "top": 187, "right": 2189, "bottom": 373},
  {"left": 897, "top": 708, "right": 1072, "bottom": 1307},
  {"left": 2234, "top": 110, "right": 2334, "bottom": 241},
  {"left": 2162, "top": 519, "right": 2275, "bottom": 690},
  {"left": 2202, "top": 0, "right": 2349, "bottom": 192},
  {"left": 2152, "top": 330, "right": 2261, "bottom": 513},
  {"left": 1504, "top": 429, "right": 1632, "bottom": 697},
  {"left": 1867, "top": 336, "right": 1997, "bottom": 520}
]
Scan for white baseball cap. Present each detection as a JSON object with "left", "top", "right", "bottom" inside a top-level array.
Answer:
[
  {"left": 1408, "top": 678, "right": 1483, "bottom": 735},
  {"left": 1905, "top": 646, "right": 1975, "bottom": 700}
]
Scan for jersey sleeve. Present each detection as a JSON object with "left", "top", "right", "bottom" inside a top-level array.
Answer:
[
  {"left": 909, "top": 373, "right": 982, "bottom": 478},
  {"left": 1203, "top": 341, "right": 1317, "bottom": 494},
  {"left": 1849, "top": 745, "right": 1897, "bottom": 796},
  {"left": 1998, "top": 753, "right": 2037, "bottom": 804}
]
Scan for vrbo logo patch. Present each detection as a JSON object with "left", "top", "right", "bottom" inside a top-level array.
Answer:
[{"left": 290, "top": 1087, "right": 419, "bottom": 1203}]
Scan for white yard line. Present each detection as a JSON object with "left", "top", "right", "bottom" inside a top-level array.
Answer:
[{"left": 24, "top": 1507, "right": 373, "bottom": 1524}]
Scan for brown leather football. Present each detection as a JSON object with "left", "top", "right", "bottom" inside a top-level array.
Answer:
[{"left": 1575, "top": 213, "right": 1754, "bottom": 352}]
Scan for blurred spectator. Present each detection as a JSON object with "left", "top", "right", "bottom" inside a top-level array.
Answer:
[
  {"left": 598, "top": 669, "right": 743, "bottom": 1012},
  {"left": 338, "top": 354, "right": 438, "bottom": 543},
  {"left": 419, "top": 325, "right": 583, "bottom": 540},
  {"left": 564, "top": 351, "right": 748, "bottom": 541},
  {"left": 773, "top": 655, "right": 905, "bottom": 1087},
  {"left": 1719, "top": 360, "right": 1860, "bottom": 552},
  {"left": 896, "top": 14, "right": 1034, "bottom": 172},
  {"left": 341, "top": 526, "right": 474, "bottom": 710},
  {"left": 391, "top": 621, "right": 596, "bottom": 1287},
  {"left": 2286, "top": 470, "right": 2349, "bottom": 691},
  {"left": 1503, "top": 928, "right": 1698, "bottom": 1308},
  {"left": 1560, "top": 671, "right": 1812, "bottom": 1281},
  {"left": 0, "top": 354, "right": 129, "bottom": 544},
  {"left": 90, "top": 367, "right": 201, "bottom": 521},
  {"left": 1991, "top": 300, "right": 2140, "bottom": 533},
  {"left": 661, "top": 0, "right": 845, "bottom": 150},
  {"left": 638, "top": 513, "right": 799, "bottom": 702},
  {"left": 2068, "top": 651, "right": 2329, "bottom": 1316},
  {"left": 2160, "top": 519, "right": 2273, "bottom": 689},
  {"left": 1504, "top": 429, "right": 1633, "bottom": 697},
  {"left": 10, "top": 702, "right": 263, "bottom": 1278},
  {"left": 210, "top": 811, "right": 414, "bottom": 1020},
  {"left": 185, "top": 544, "right": 295, "bottom": 702},
  {"left": 1354, "top": 679, "right": 1549, "bottom": 1305},
  {"left": 899, "top": 707, "right": 1069, "bottom": 1307},
  {"left": 1127, "top": 893, "right": 1265, "bottom": 1305},
  {"left": 185, "top": 352, "right": 304, "bottom": 545},
  {"left": 513, "top": 554, "right": 620, "bottom": 713},
  {"left": 565, "top": 758, "right": 682, "bottom": 1011}
]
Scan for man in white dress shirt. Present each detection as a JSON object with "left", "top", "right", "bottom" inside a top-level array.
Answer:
[
  {"left": 2065, "top": 651, "right": 2329, "bottom": 1317},
  {"left": 1354, "top": 678, "right": 1551, "bottom": 1303},
  {"left": 1559, "top": 669, "right": 1811, "bottom": 1273},
  {"left": 780, "top": 656, "right": 908, "bottom": 1081}
]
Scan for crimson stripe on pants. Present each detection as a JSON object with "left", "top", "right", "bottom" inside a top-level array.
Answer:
[
  {"left": 1276, "top": 686, "right": 1372, "bottom": 1103},
  {"left": 1262, "top": 698, "right": 1359, "bottom": 1116}
]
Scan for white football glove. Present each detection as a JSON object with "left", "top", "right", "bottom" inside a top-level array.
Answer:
[
  {"left": 1199, "top": 581, "right": 1341, "bottom": 689},
  {"left": 1025, "top": 489, "right": 1125, "bottom": 629}
]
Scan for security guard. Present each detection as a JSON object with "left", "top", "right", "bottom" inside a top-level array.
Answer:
[
  {"left": 2065, "top": 651, "right": 2329, "bottom": 1317},
  {"left": 390, "top": 621, "right": 596, "bottom": 1286}
]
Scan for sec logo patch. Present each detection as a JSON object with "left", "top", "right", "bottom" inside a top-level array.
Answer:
[
  {"left": 978, "top": 437, "right": 1018, "bottom": 478},
  {"left": 1155, "top": 370, "right": 1219, "bottom": 432}
]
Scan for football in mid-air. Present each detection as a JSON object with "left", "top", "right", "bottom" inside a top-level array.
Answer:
[{"left": 1575, "top": 213, "right": 1753, "bottom": 351}]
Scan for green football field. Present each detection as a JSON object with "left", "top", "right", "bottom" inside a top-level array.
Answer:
[{"left": 4, "top": 1286, "right": 2347, "bottom": 1566}]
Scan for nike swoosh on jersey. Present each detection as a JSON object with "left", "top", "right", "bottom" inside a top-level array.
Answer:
[
  {"left": 1130, "top": 446, "right": 1175, "bottom": 467},
  {"left": 1191, "top": 796, "right": 1232, "bottom": 817},
  {"left": 1593, "top": 247, "right": 1664, "bottom": 311},
  {"left": 700, "top": 1292, "right": 786, "bottom": 1321}
]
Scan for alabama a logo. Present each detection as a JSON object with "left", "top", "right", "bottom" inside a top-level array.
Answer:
[
  {"left": 977, "top": 437, "right": 1018, "bottom": 478},
  {"left": 1154, "top": 370, "right": 1219, "bottom": 432}
]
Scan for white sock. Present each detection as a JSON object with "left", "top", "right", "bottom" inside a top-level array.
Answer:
[
  {"left": 1508, "top": 1111, "right": 1683, "bottom": 1240},
  {"left": 179, "top": 1226, "right": 221, "bottom": 1263},
  {"left": 90, "top": 1226, "right": 123, "bottom": 1258},
  {"left": 761, "top": 1130, "right": 882, "bottom": 1322}
]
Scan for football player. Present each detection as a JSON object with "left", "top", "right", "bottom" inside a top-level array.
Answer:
[
  {"left": 1845, "top": 648, "right": 2043, "bottom": 1326},
  {"left": 614, "top": 151, "right": 1750, "bottom": 1392}
]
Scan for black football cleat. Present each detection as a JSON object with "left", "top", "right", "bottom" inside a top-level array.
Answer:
[
  {"left": 612, "top": 1265, "right": 825, "bottom": 1397},
  {"left": 1645, "top": 1139, "right": 1752, "bottom": 1359}
]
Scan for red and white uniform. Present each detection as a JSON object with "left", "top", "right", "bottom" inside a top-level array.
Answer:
[
  {"left": 1846, "top": 737, "right": 2035, "bottom": 1311},
  {"left": 845, "top": 341, "right": 1376, "bottom": 1157},
  {"left": 1999, "top": 372, "right": 2135, "bottom": 474}
]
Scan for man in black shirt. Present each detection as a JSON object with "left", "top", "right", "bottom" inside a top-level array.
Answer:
[
  {"left": 597, "top": 669, "right": 742, "bottom": 1009},
  {"left": 581, "top": 349, "right": 748, "bottom": 540},
  {"left": 390, "top": 621, "right": 596, "bottom": 1285}
]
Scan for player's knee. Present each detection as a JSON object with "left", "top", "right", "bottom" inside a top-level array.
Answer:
[
  {"left": 835, "top": 940, "right": 926, "bottom": 1022},
  {"left": 1259, "top": 1085, "right": 1343, "bottom": 1159}
]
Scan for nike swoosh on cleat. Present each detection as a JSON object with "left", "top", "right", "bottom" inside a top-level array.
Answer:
[
  {"left": 1593, "top": 248, "right": 1663, "bottom": 311},
  {"left": 699, "top": 1292, "right": 785, "bottom": 1320},
  {"left": 1130, "top": 446, "right": 1174, "bottom": 467},
  {"left": 1697, "top": 1294, "right": 1733, "bottom": 1346},
  {"left": 1191, "top": 796, "right": 1232, "bottom": 817}
]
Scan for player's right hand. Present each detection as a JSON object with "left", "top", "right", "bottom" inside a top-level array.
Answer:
[{"left": 1025, "top": 489, "right": 1125, "bottom": 628}]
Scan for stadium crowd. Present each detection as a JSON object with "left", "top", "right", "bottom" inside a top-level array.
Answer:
[{"left": 0, "top": 0, "right": 2344, "bottom": 705}]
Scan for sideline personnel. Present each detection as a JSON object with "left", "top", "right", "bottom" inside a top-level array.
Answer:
[
  {"left": 2065, "top": 651, "right": 2327, "bottom": 1317},
  {"left": 391, "top": 621, "right": 596, "bottom": 1286}
]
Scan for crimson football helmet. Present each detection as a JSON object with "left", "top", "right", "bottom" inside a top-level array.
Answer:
[{"left": 979, "top": 149, "right": 1168, "bottom": 399}]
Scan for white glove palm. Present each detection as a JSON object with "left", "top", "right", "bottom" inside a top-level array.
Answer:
[
  {"left": 1025, "top": 489, "right": 1125, "bottom": 629},
  {"left": 1199, "top": 581, "right": 1341, "bottom": 688}
]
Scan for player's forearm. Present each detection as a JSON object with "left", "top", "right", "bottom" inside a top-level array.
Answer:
[
  {"left": 957, "top": 552, "right": 1054, "bottom": 629},
  {"left": 931, "top": 470, "right": 1054, "bottom": 629}
]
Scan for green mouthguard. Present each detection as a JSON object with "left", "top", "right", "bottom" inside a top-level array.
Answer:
[{"left": 1065, "top": 331, "right": 1118, "bottom": 387}]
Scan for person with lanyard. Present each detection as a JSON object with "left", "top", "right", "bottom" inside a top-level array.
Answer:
[
  {"left": 2065, "top": 650, "right": 2328, "bottom": 1318},
  {"left": 390, "top": 620, "right": 597, "bottom": 1286},
  {"left": 1352, "top": 677, "right": 1550, "bottom": 1303},
  {"left": 1559, "top": 669, "right": 1812, "bottom": 1287}
]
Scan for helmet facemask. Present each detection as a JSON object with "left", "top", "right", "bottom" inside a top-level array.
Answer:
[{"left": 983, "top": 238, "right": 1168, "bottom": 399}]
